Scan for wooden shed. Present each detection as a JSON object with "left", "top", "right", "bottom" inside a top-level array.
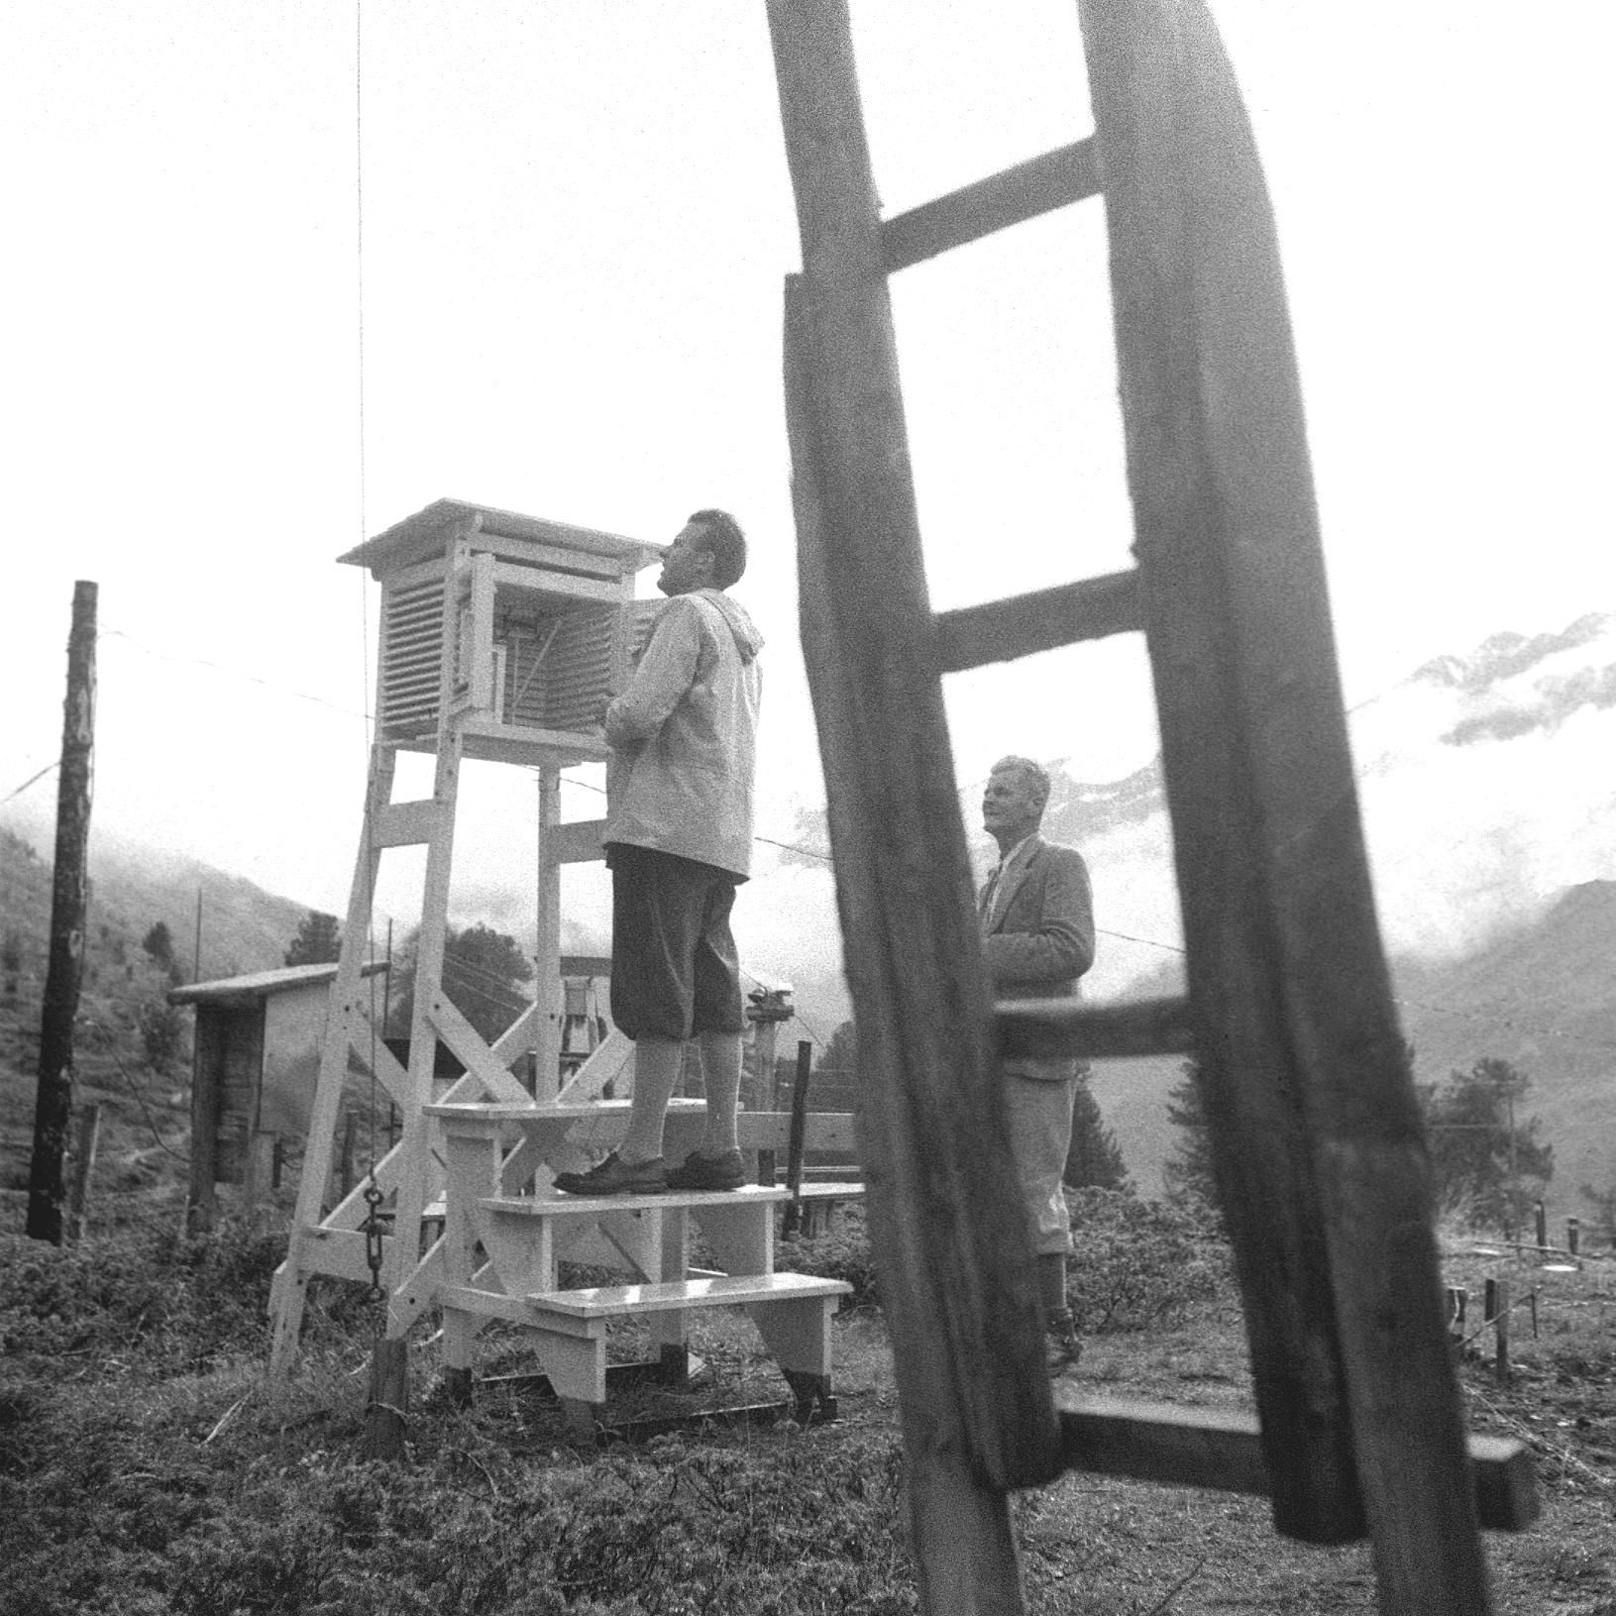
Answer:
[{"left": 170, "top": 962, "right": 386, "bottom": 1225}]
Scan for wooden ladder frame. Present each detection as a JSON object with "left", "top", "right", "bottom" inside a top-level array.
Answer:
[{"left": 766, "top": 3, "right": 1533, "bottom": 1613}]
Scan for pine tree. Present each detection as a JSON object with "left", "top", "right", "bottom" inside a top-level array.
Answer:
[
  {"left": 1162, "top": 1059, "right": 1219, "bottom": 1217},
  {"left": 815, "top": 1019, "right": 858, "bottom": 1078},
  {"left": 1422, "top": 1057, "right": 1553, "bottom": 1236},
  {"left": 141, "top": 921, "right": 182, "bottom": 986},
  {"left": 284, "top": 910, "right": 342, "bottom": 966},
  {"left": 1064, "top": 1075, "right": 1130, "bottom": 1190},
  {"left": 389, "top": 923, "right": 535, "bottom": 1045}
]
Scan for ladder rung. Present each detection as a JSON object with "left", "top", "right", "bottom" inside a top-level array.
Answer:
[
  {"left": 1055, "top": 1398, "right": 1538, "bottom": 1538},
  {"left": 373, "top": 798, "right": 445, "bottom": 847},
  {"left": 995, "top": 995, "right": 1194, "bottom": 1060},
  {"left": 933, "top": 570, "right": 1142, "bottom": 673},
  {"left": 881, "top": 138, "right": 1102, "bottom": 274}
]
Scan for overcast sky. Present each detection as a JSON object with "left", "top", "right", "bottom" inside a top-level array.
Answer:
[{"left": 3, "top": 1, "right": 1612, "bottom": 995}]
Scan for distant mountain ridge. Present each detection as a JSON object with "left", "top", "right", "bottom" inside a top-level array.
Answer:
[
  {"left": 1, "top": 814, "right": 309, "bottom": 987},
  {"left": 5, "top": 609, "right": 1611, "bottom": 1218}
]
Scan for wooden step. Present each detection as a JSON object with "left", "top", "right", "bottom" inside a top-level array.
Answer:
[
  {"left": 781, "top": 1180, "right": 864, "bottom": 1201},
  {"left": 527, "top": 1269, "right": 850, "bottom": 1322},
  {"left": 480, "top": 1182, "right": 789, "bottom": 1218},
  {"left": 1055, "top": 1394, "right": 1538, "bottom": 1537}
]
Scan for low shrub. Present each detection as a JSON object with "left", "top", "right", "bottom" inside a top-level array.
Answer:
[
  {"left": 1065, "top": 1186, "right": 1229, "bottom": 1332},
  {"left": 774, "top": 1204, "right": 879, "bottom": 1308},
  {"left": 0, "top": 1215, "right": 286, "bottom": 1376}
]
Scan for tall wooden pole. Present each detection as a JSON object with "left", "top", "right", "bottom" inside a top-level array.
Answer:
[{"left": 27, "top": 580, "right": 98, "bottom": 1243}]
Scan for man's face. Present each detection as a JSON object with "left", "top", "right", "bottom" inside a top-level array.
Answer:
[
  {"left": 657, "top": 522, "right": 717, "bottom": 597},
  {"left": 982, "top": 766, "right": 1043, "bottom": 845}
]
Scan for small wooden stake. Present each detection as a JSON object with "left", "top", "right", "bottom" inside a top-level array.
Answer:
[
  {"left": 364, "top": 1336, "right": 409, "bottom": 1461},
  {"left": 1485, "top": 1279, "right": 1510, "bottom": 1385},
  {"left": 66, "top": 1101, "right": 101, "bottom": 1243}
]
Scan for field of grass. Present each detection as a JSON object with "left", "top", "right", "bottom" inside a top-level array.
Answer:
[{"left": 2, "top": 1165, "right": 1614, "bottom": 1615}]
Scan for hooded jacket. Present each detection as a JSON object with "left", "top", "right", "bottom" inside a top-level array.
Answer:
[{"left": 602, "top": 588, "right": 763, "bottom": 878}]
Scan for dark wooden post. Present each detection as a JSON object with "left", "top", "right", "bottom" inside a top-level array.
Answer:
[
  {"left": 364, "top": 1337, "right": 409, "bottom": 1460},
  {"left": 1566, "top": 1218, "right": 1579, "bottom": 1257},
  {"left": 782, "top": 1039, "right": 812, "bottom": 1238},
  {"left": 770, "top": 7, "right": 1059, "bottom": 1557},
  {"left": 1534, "top": 1201, "right": 1547, "bottom": 1252},
  {"left": 1443, "top": 1286, "right": 1466, "bottom": 1362},
  {"left": 27, "top": 581, "right": 97, "bottom": 1244},
  {"left": 1485, "top": 1279, "right": 1510, "bottom": 1384},
  {"left": 187, "top": 1006, "right": 221, "bottom": 1232}
]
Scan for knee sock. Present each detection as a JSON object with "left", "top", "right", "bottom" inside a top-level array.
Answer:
[
  {"left": 695, "top": 1029, "right": 742, "bottom": 1155},
  {"left": 620, "top": 1036, "right": 683, "bottom": 1162}
]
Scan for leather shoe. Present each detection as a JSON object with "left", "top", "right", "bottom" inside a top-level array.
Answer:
[
  {"left": 552, "top": 1151, "right": 667, "bottom": 1196},
  {"left": 665, "top": 1149, "right": 747, "bottom": 1192}
]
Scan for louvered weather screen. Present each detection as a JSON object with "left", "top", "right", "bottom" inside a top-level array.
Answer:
[{"left": 343, "top": 500, "right": 665, "bottom": 770}]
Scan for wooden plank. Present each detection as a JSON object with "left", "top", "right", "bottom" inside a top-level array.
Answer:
[
  {"left": 995, "top": 995, "right": 1196, "bottom": 1060},
  {"left": 297, "top": 1227, "right": 378, "bottom": 1285},
  {"left": 1080, "top": 0, "right": 1493, "bottom": 1598},
  {"left": 270, "top": 744, "right": 398, "bottom": 1373},
  {"left": 777, "top": 266, "right": 1058, "bottom": 1486},
  {"left": 348, "top": 1011, "right": 412, "bottom": 1109},
  {"left": 771, "top": 41, "right": 1057, "bottom": 1616},
  {"left": 933, "top": 571, "right": 1142, "bottom": 672},
  {"left": 424, "top": 994, "right": 533, "bottom": 1105},
  {"left": 455, "top": 717, "right": 608, "bottom": 769},
  {"left": 737, "top": 1111, "right": 857, "bottom": 1152},
  {"left": 1055, "top": 1398, "right": 1539, "bottom": 1534},
  {"left": 385, "top": 643, "right": 464, "bottom": 1305},
  {"left": 790, "top": 1181, "right": 865, "bottom": 1201},
  {"left": 881, "top": 138, "right": 1102, "bottom": 273},
  {"left": 528, "top": 1270, "right": 849, "bottom": 1319},
  {"left": 372, "top": 799, "right": 442, "bottom": 848},
  {"left": 481, "top": 1183, "right": 790, "bottom": 1216},
  {"left": 490, "top": 559, "right": 621, "bottom": 603},
  {"left": 554, "top": 1028, "right": 633, "bottom": 1104},
  {"left": 534, "top": 767, "right": 563, "bottom": 1102},
  {"left": 550, "top": 818, "right": 607, "bottom": 863}
]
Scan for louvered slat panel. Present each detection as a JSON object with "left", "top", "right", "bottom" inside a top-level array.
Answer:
[
  {"left": 381, "top": 576, "right": 444, "bottom": 735},
  {"left": 542, "top": 608, "right": 614, "bottom": 731}
]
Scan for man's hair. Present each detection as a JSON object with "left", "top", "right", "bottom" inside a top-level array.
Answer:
[
  {"left": 686, "top": 508, "right": 747, "bottom": 589},
  {"left": 990, "top": 755, "right": 1051, "bottom": 812}
]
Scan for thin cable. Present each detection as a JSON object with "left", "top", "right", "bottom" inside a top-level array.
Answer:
[
  {"left": 1, "top": 760, "right": 59, "bottom": 804},
  {"left": 99, "top": 630, "right": 369, "bottom": 720},
  {"left": 354, "top": 0, "right": 370, "bottom": 736}
]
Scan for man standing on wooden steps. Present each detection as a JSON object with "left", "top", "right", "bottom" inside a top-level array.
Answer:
[
  {"left": 979, "top": 756, "right": 1097, "bottom": 1372},
  {"left": 555, "top": 510, "right": 763, "bottom": 1198}
]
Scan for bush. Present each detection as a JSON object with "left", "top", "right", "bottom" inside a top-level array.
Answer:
[
  {"left": 138, "top": 999, "right": 186, "bottom": 1073},
  {"left": 773, "top": 1205, "right": 879, "bottom": 1308},
  {"left": 0, "top": 1217, "right": 285, "bottom": 1376},
  {"left": 1065, "top": 1187, "right": 1229, "bottom": 1332}
]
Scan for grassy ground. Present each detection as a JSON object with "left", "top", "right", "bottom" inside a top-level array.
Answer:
[{"left": 2, "top": 1181, "right": 1613, "bottom": 1615}]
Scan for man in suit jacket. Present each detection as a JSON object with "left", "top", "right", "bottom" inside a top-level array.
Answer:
[{"left": 979, "top": 755, "right": 1096, "bottom": 1370}]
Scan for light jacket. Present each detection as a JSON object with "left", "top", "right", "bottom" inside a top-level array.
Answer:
[
  {"left": 980, "top": 834, "right": 1096, "bottom": 1079},
  {"left": 603, "top": 588, "right": 763, "bottom": 879}
]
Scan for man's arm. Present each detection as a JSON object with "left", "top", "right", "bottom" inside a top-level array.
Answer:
[
  {"left": 982, "top": 848, "right": 1096, "bottom": 986},
  {"left": 603, "top": 598, "right": 702, "bottom": 747}
]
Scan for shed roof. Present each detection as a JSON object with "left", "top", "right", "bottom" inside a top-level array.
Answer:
[
  {"left": 168, "top": 961, "right": 387, "bottom": 1008},
  {"left": 337, "top": 498, "right": 666, "bottom": 578}
]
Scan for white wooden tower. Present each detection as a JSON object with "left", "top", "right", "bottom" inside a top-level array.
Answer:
[{"left": 267, "top": 498, "right": 664, "bottom": 1372}]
